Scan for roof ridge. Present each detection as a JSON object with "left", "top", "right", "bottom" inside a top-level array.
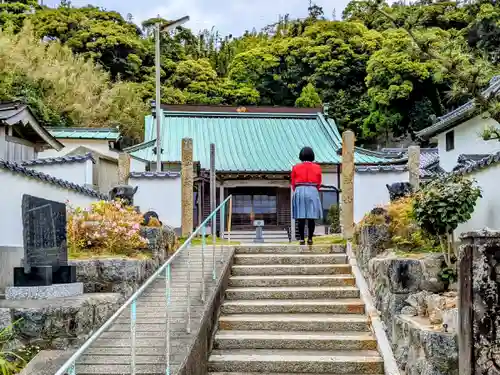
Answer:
[
  {"left": 21, "top": 152, "right": 95, "bottom": 166},
  {"left": 161, "top": 111, "right": 319, "bottom": 119},
  {"left": 0, "top": 159, "right": 107, "bottom": 199}
]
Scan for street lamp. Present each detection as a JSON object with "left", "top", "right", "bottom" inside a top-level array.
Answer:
[{"left": 155, "top": 15, "right": 190, "bottom": 172}]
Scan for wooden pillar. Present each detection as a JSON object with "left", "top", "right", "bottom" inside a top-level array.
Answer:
[
  {"left": 118, "top": 152, "right": 131, "bottom": 185},
  {"left": 210, "top": 144, "right": 216, "bottom": 236},
  {"left": 181, "top": 138, "right": 194, "bottom": 237},
  {"left": 197, "top": 181, "right": 203, "bottom": 228},
  {"left": 341, "top": 130, "right": 355, "bottom": 239},
  {"left": 408, "top": 145, "right": 420, "bottom": 191},
  {"left": 220, "top": 184, "right": 225, "bottom": 238}
]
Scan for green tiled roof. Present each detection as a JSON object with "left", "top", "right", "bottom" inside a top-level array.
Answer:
[
  {"left": 130, "top": 111, "right": 395, "bottom": 172},
  {"left": 47, "top": 127, "right": 121, "bottom": 141}
]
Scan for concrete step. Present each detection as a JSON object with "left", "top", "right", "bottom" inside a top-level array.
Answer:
[
  {"left": 235, "top": 244, "right": 345, "bottom": 254},
  {"left": 208, "top": 349, "right": 384, "bottom": 373},
  {"left": 225, "top": 286, "right": 359, "bottom": 300},
  {"left": 228, "top": 275, "right": 356, "bottom": 287},
  {"left": 220, "top": 299, "right": 365, "bottom": 315},
  {"left": 218, "top": 314, "right": 369, "bottom": 332},
  {"left": 74, "top": 364, "right": 173, "bottom": 374},
  {"left": 213, "top": 330, "right": 377, "bottom": 350},
  {"left": 209, "top": 373, "right": 384, "bottom": 375},
  {"left": 225, "top": 231, "right": 288, "bottom": 236},
  {"left": 231, "top": 264, "right": 352, "bottom": 276},
  {"left": 234, "top": 254, "right": 347, "bottom": 265}
]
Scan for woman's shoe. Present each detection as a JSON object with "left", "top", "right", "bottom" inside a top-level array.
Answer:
[
  {"left": 307, "top": 239, "right": 313, "bottom": 246},
  {"left": 299, "top": 240, "right": 306, "bottom": 246}
]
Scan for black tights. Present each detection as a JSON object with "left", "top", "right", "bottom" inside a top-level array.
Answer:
[{"left": 298, "top": 219, "right": 315, "bottom": 242}]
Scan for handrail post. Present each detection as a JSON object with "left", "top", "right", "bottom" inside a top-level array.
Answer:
[
  {"left": 228, "top": 196, "right": 232, "bottom": 246},
  {"left": 186, "top": 242, "right": 191, "bottom": 333},
  {"left": 130, "top": 300, "right": 137, "bottom": 375},
  {"left": 212, "top": 212, "right": 216, "bottom": 280},
  {"left": 220, "top": 204, "right": 225, "bottom": 263},
  {"left": 201, "top": 225, "right": 206, "bottom": 302},
  {"left": 68, "top": 362, "right": 76, "bottom": 375},
  {"left": 165, "top": 264, "right": 171, "bottom": 375}
]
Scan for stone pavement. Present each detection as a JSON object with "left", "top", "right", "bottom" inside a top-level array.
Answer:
[{"left": 72, "top": 244, "right": 233, "bottom": 375}]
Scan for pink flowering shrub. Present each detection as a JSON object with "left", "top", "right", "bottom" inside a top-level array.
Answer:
[{"left": 67, "top": 199, "right": 148, "bottom": 256}]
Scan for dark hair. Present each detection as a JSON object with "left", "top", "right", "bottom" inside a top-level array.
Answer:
[{"left": 299, "top": 147, "right": 315, "bottom": 162}]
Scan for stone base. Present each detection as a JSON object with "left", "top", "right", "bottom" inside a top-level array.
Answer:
[
  {"left": 5, "top": 282, "right": 84, "bottom": 300},
  {"left": 13, "top": 265, "right": 77, "bottom": 287}
]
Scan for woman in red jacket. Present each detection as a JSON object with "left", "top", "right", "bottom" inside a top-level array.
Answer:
[{"left": 291, "top": 147, "right": 323, "bottom": 245}]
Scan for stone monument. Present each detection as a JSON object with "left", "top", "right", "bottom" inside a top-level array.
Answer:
[
  {"left": 109, "top": 185, "right": 138, "bottom": 206},
  {"left": 386, "top": 182, "right": 413, "bottom": 201},
  {"left": 7, "top": 195, "right": 82, "bottom": 300},
  {"left": 253, "top": 220, "right": 264, "bottom": 243},
  {"left": 407, "top": 145, "right": 420, "bottom": 191}
]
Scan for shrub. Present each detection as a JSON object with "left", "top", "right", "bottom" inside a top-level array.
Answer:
[
  {"left": 327, "top": 204, "right": 340, "bottom": 233},
  {"left": 68, "top": 200, "right": 148, "bottom": 257},
  {"left": 355, "top": 197, "right": 439, "bottom": 252},
  {"left": 0, "top": 321, "right": 25, "bottom": 375},
  {"left": 413, "top": 174, "right": 482, "bottom": 266}
]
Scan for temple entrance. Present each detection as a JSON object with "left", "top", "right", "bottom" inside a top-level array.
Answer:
[{"left": 228, "top": 187, "right": 290, "bottom": 229}]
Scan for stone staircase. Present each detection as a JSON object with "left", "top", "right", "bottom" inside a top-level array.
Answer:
[
  {"left": 208, "top": 244, "right": 385, "bottom": 374},
  {"left": 223, "top": 230, "right": 290, "bottom": 243}
]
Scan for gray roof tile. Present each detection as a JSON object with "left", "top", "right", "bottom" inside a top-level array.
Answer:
[
  {"left": 0, "top": 159, "right": 107, "bottom": 199},
  {"left": 453, "top": 151, "right": 500, "bottom": 175},
  {"left": 129, "top": 171, "right": 180, "bottom": 179},
  {"left": 416, "top": 75, "right": 500, "bottom": 139},
  {"left": 21, "top": 152, "right": 95, "bottom": 166}
]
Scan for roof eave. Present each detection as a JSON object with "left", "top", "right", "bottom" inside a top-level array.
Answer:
[{"left": 4, "top": 106, "right": 64, "bottom": 151}]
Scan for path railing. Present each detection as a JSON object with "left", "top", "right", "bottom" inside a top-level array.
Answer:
[{"left": 54, "top": 195, "right": 234, "bottom": 375}]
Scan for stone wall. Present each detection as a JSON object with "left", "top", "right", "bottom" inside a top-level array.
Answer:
[
  {"left": 355, "top": 224, "right": 458, "bottom": 375},
  {"left": 0, "top": 293, "right": 122, "bottom": 350},
  {"left": 70, "top": 225, "right": 177, "bottom": 297}
]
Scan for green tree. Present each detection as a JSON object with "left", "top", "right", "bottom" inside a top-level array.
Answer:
[
  {"left": 295, "top": 83, "right": 322, "bottom": 107},
  {"left": 30, "top": 5, "right": 145, "bottom": 80}
]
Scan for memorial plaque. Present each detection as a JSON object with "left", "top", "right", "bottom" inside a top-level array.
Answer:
[
  {"left": 22, "top": 195, "right": 68, "bottom": 271},
  {"left": 13, "top": 195, "right": 76, "bottom": 287}
]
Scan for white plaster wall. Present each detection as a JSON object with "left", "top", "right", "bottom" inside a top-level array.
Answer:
[
  {"left": 0, "top": 170, "right": 98, "bottom": 247},
  {"left": 353, "top": 171, "right": 409, "bottom": 223},
  {"left": 322, "top": 172, "right": 339, "bottom": 189},
  {"left": 457, "top": 163, "right": 500, "bottom": 234},
  {"left": 40, "top": 139, "right": 118, "bottom": 158},
  {"left": 437, "top": 115, "right": 500, "bottom": 172},
  {"left": 132, "top": 177, "right": 182, "bottom": 228},
  {"left": 27, "top": 160, "right": 93, "bottom": 186},
  {"left": 130, "top": 158, "right": 147, "bottom": 172}
]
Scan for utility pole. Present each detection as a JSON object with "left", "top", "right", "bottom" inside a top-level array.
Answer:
[
  {"left": 154, "top": 15, "right": 190, "bottom": 172},
  {"left": 155, "top": 21, "right": 162, "bottom": 172}
]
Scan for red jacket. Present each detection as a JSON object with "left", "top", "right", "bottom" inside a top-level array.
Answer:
[{"left": 291, "top": 162, "right": 322, "bottom": 191}]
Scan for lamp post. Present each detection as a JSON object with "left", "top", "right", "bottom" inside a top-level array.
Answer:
[{"left": 155, "top": 15, "right": 190, "bottom": 172}]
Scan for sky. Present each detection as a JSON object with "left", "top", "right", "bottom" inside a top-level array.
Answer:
[{"left": 43, "top": 0, "right": 349, "bottom": 36}]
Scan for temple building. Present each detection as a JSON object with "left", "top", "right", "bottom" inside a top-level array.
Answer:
[{"left": 128, "top": 105, "right": 408, "bottom": 237}]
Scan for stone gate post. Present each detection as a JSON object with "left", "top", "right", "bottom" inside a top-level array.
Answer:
[
  {"left": 341, "top": 130, "right": 355, "bottom": 239},
  {"left": 181, "top": 138, "right": 194, "bottom": 237},
  {"left": 459, "top": 229, "right": 500, "bottom": 375}
]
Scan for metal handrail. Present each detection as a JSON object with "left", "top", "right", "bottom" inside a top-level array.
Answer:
[{"left": 54, "top": 195, "right": 233, "bottom": 375}]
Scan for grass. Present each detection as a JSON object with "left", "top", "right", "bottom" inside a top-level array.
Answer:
[
  {"left": 179, "top": 237, "right": 240, "bottom": 246},
  {"left": 69, "top": 249, "right": 152, "bottom": 260}
]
